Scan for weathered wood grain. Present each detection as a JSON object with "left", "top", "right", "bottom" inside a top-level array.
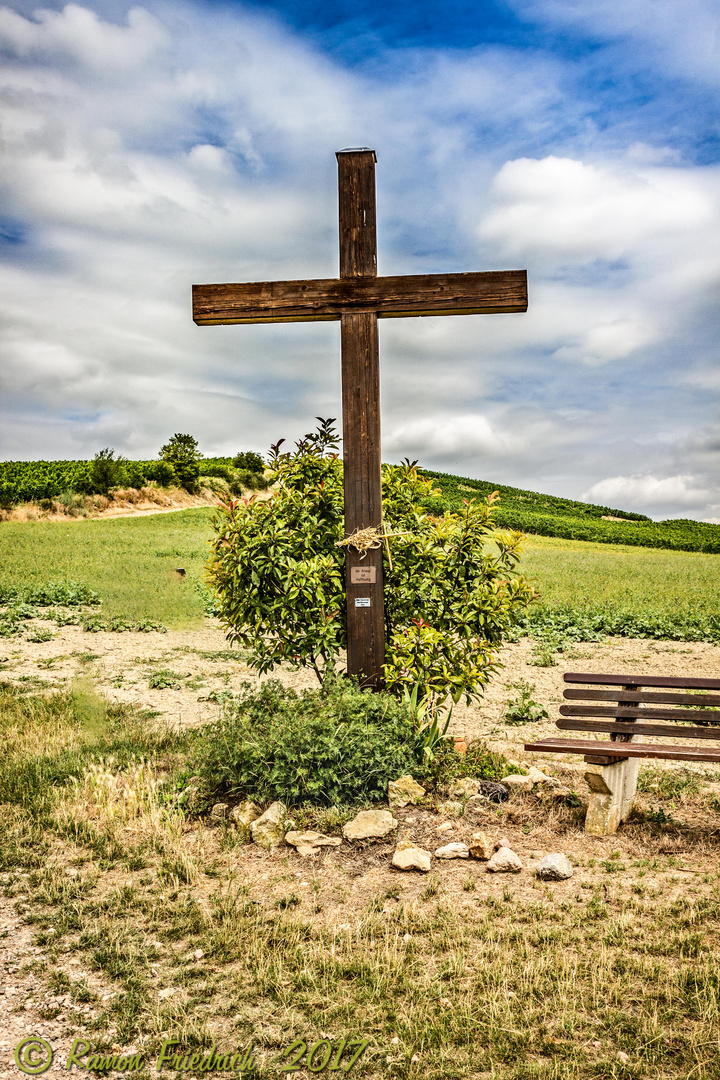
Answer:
[
  {"left": 524, "top": 737, "right": 720, "bottom": 763},
  {"left": 563, "top": 672, "right": 720, "bottom": 690},
  {"left": 192, "top": 270, "right": 528, "bottom": 325},
  {"left": 557, "top": 717, "right": 720, "bottom": 741},
  {"left": 560, "top": 704, "right": 720, "bottom": 723},
  {"left": 338, "top": 151, "right": 385, "bottom": 689},
  {"left": 564, "top": 688, "right": 720, "bottom": 707}
]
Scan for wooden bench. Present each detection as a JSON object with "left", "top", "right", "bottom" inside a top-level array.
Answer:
[{"left": 524, "top": 672, "right": 720, "bottom": 834}]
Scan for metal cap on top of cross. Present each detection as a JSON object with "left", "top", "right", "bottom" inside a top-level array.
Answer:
[{"left": 193, "top": 149, "right": 528, "bottom": 690}]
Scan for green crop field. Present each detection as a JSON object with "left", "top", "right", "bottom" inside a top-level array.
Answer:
[
  {"left": 0, "top": 504, "right": 718, "bottom": 639},
  {"left": 517, "top": 534, "right": 720, "bottom": 642},
  {"left": 0, "top": 509, "right": 214, "bottom": 628}
]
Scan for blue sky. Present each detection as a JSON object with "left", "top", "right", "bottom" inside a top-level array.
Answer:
[{"left": 1, "top": 0, "right": 719, "bottom": 520}]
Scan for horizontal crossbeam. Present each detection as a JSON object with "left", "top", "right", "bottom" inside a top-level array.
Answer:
[
  {"left": 193, "top": 270, "right": 527, "bottom": 325},
  {"left": 564, "top": 688, "right": 720, "bottom": 708}
]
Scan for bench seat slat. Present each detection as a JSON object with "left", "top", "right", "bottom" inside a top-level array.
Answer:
[
  {"left": 563, "top": 688, "right": 720, "bottom": 708},
  {"left": 557, "top": 717, "right": 720, "bottom": 741},
  {"left": 560, "top": 704, "right": 720, "bottom": 723},
  {"left": 524, "top": 737, "right": 720, "bottom": 763},
  {"left": 564, "top": 672, "right": 720, "bottom": 691}
]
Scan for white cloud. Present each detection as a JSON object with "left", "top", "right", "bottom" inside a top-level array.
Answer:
[
  {"left": 0, "top": 4, "right": 168, "bottom": 69},
  {"left": 582, "top": 474, "right": 712, "bottom": 511},
  {"left": 478, "top": 156, "right": 715, "bottom": 263},
  {"left": 513, "top": 0, "right": 720, "bottom": 88}
]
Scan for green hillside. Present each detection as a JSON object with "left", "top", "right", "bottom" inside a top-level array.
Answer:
[
  {"left": 420, "top": 470, "right": 720, "bottom": 554},
  {"left": 2, "top": 455, "right": 718, "bottom": 555}
]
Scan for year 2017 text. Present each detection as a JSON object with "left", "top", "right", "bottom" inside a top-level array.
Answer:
[{"left": 280, "top": 1038, "right": 369, "bottom": 1073}]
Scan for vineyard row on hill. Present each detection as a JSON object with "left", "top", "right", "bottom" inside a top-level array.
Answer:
[
  {"left": 0, "top": 456, "right": 253, "bottom": 507},
  {"left": 2, "top": 458, "right": 719, "bottom": 555},
  {"left": 421, "top": 470, "right": 720, "bottom": 555}
]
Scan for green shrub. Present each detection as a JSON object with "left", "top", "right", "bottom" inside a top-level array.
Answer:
[
  {"left": 207, "top": 419, "right": 537, "bottom": 708},
  {"left": 512, "top": 604, "right": 720, "bottom": 644},
  {"left": 197, "top": 678, "right": 426, "bottom": 806},
  {"left": 85, "top": 449, "right": 128, "bottom": 495},
  {"left": 144, "top": 460, "right": 176, "bottom": 487},
  {"left": 421, "top": 738, "right": 514, "bottom": 789},
  {"left": 201, "top": 464, "right": 232, "bottom": 482},
  {"left": 0, "top": 581, "right": 100, "bottom": 607},
  {"left": 234, "top": 468, "right": 268, "bottom": 491}
]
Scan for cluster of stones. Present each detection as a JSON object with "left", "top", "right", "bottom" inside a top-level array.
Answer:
[{"left": 208, "top": 766, "right": 574, "bottom": 881}]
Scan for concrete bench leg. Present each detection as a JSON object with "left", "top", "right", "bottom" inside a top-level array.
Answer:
[{"left": 583, "top": 758, "right": 639, "bottom": 835}]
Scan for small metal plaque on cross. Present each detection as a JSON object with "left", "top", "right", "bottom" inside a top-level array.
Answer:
[{"left": 350, "top": 566, "right": 377, "bottom": 584}]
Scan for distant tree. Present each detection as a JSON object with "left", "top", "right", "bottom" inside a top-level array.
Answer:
[
  {"left": 232, "top": 451, "right": 265, "bottom": 473},
  {"left": 89, "top": 448, "right": 128, "bottom": 495},
  {"left": 159, "top": 434, "right": 202, "bottom": 493}
]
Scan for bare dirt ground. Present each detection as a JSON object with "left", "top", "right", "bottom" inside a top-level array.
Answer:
[
  {"left": 3, "top": 618, "right": 719, "bottom": 764},
  {"left": 1, "top": 488, "right": 221, "bottom": 523}
]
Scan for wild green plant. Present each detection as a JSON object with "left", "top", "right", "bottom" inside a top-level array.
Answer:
[
  {"left": 86, "top": 449, "right": 128, "bottom": 496},
  {"left": 401, "top": 682, "right": 451, "bottom": 762},
  {"left": 502, "top": 680, "right": 549, "bottom": 724},
  {"left": 197, "top": 677, "right": 429, "bottom": 805}
]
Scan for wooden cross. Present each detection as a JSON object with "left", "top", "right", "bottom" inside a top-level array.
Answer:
[{"left": 193, "top": 148, "right": 527, "bottom": 690}]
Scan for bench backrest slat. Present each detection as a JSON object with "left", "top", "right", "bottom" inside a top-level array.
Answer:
[
  {"left": 557, "top": 718, "right": 720, "bottom": 741},
  {"left": 564, "top": 688, "right": 720, "bottom": 708},
  {"left": 560, "top": 704, "right": 720, "bottom": 724},
  {"left": 564, "top": 672, "right": 720, "bottom": 690}
]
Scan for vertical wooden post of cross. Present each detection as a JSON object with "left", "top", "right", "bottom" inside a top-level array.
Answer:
[{"left": 337, "top": 149, "right": 385, "bottom": 689}]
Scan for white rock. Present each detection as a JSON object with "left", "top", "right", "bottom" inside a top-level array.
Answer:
[
  {"left": 435, "top": 843, "right": 470, "bottom": 859},
  {"left": 501, "top": 774, "right": 533, "bottom": 792},
  {"left": 342, "top": 809, "right": 398, "bottom": 841},
  {"left": 388, "top": 775, "right": 425, "bottom": 808},
  {"left": 285, "top": 830, "right": 342, "bottom": 857},
  {"left": 448, "top": 777, "right": 481, "bottom": 799},
  {"left": 250, "top": 801, "right": 288, "bottom": 848},
  {"left": 436, "top": 821, "right": 454, "bottom": 834},
  {"left": 527, "top": 765, "right": 550, "bottom": 782},
  {"left": 536, "top": 853, "right": 574, "bottom": 881},
  {"left": 495, "top": 836, "right": 512, "bottom": 851},
  {"left": 468, "top": 832, "right": 494, "bottom": 860},
  {"left": 229, "top": 799, "right": 262, "bottom": 840},
  {"left": 487, "top": 847, "right": 523, "bottom": 873},
  {"left": 391, "top": 841, "right": 431, "bottom": 872}
]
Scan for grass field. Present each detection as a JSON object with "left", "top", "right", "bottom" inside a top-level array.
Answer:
[
  {"left": 2, "top": 499, "right": 720, "bottom": 1078},
  {"left": 0, "top": 509, "right": 214, "bottom": 628},
  {"left": 3, "top": 685, "right": 720, "bottom": 1079},
  {"left": 520, "top": 534, "right": 720, "bottom": 623},
  {"left": 0, "top": 508, "right": 717, "bottom": 637}
]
